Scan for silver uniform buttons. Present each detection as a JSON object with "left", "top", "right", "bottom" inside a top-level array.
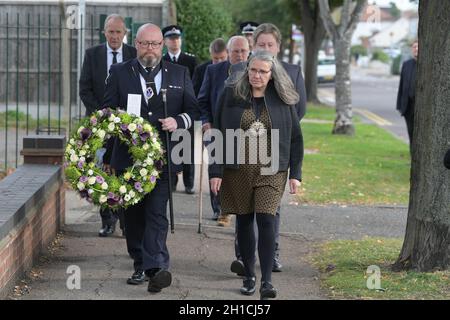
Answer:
[{"left": 148, "top": 112, "right": 152, "bottom": 116}]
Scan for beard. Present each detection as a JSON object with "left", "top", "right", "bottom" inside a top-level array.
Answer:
[{"left": 139, "top": 54, "right": 161, "bottom": 68}]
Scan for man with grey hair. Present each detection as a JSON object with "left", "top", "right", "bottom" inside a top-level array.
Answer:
[
  {"left": 103, "top": 23, "right": 199, "bottom": 293},
  {"left": 228, "top": 22, "right": 307, "bottom": 276},
  {"left": 79, "top": 13, "right": 136, "bottom": 238},
  {"left": 198, "top": 35, "right": 249, "bottom": 224}
]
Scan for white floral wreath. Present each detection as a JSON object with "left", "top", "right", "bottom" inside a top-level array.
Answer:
[{"left": 64, "top": 108, "right": 165, "bottom": 210}]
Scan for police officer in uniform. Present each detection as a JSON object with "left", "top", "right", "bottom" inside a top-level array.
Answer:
[
  {"left": 103, "top": 23, "right": 199, "bottom": 293},
  {"left": 239, "top": 21, "right": 259, "bottom": 54},
  {"left": 162, "top": 25, "right": 198, "bottom": 194}
]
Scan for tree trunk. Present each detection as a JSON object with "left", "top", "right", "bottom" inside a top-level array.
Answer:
[
  {"left": 332, "top": 37, "right": 354, "bottom": 135},
  {"left": 393, "top": 0, "right": 450, "bottom": 272},
  {"left": 300, "top": 0, "right": 326, "bottom": 104}
]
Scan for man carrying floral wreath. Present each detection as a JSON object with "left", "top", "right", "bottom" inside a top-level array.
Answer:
[{"left": 103, "top": 23, "right": 199, "bottom": 293}]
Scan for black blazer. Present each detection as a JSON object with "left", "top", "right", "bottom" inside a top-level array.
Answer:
[
  {"left": 230, "top": 61, "right": 307, "bottom": 120},
  {"left": 192, "top": 60, "right": 211, "bottom": 96},
  {"left": 210, "top": 82, "right": 303, "bottom": 181},
  {"left": 396, "top": 58, "right": 416, "bottom": 116},
  {"left": 102, "top": 58, "right": 200, "bottom": 172},
  {"left": 198, "top": 60, "right": 231, "bottom": 124},
  {"left": 79, "top": 43, "right": 136, "bottom": 116},
  {"left": 163, "top": 52, "right": 198, "bottom": 79}
]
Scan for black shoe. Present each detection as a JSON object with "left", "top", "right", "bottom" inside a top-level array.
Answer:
[
  {"left": 272, "top": 259, "right": 283, "bottom": 272},
  {"left": 240, "top": 277, "right": 256, "bottom": 296},
  {"left": 185, "top": 187, "right": 195, "bottom": 194},
  {"left": 98, "top": 224, "right": 115, "bottom": 237},
  {"left": 230, "top": 259, "right": 245, "bottom": 277},
  {"left": 212, "top": 211, "right": 220, "bottom": 221},
  {"left": 147, "top": 269, "right": 172, "bottom": 293},
  {"left": 126, "top": 270, "right": 146, "bottom": 285},
  {"left": 260, "top": 281, "right": 277, "bottom": 300}
]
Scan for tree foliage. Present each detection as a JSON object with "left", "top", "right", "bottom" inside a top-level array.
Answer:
[{"left": 175, "top": 0, "right": 234, "bottom": 62}]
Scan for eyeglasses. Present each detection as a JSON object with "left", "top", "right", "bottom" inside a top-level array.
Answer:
[
  {"left": 248, "top": 68, "right": 271, "bottom": 76},
  {"left": 137, "top": 41, "right": 163, "bottom": 49}
]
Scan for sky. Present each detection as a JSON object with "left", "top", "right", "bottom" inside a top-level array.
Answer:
[{"left": 368, "top": 0, "right": 418, "bottom": 10}]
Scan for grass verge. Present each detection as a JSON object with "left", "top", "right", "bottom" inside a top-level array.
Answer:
[
  {"left": 299, "top": 104, "right": 410, "bottom": 205},
  {"left": 311, "top": 237, "right": 450, "bottom": 300}
]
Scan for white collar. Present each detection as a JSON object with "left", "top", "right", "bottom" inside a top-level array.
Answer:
[
  {"left": 169, "top": 50, "right": 181, "bottom": 60},
  {"left": 106, "top": 43, "right": 123, "bottom": 54}
]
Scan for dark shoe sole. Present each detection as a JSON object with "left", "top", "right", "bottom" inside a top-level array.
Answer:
[
  {"left": 272, "top": 267, "right": 282, "bottom": 272},
  {"left": 240, "top": 287, "right": 256, "bottom": 296},
  {"left": 230, "top": 260, "right": 245, "bottom": 277},
  {"left": 148, "top": 270, "right": 172, "bottom": 293},
  {"left": 260, "top": 289, "right": 277, "bottom": 300},
  {"left": 126, "top": 278, "right": 145, "bottom": 285}
]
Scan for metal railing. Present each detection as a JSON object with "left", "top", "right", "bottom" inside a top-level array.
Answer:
[{"left": 0, "top": 13, "right": 101, "bottom": 170}]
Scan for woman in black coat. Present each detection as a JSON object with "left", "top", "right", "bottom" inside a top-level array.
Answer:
[{"left": 209, "top": 50, "right": 303, "bottom": 299}]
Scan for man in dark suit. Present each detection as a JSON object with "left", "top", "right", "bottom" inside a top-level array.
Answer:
[
  {"left": 192, "top": 38, "right": 228, "bottom": 96},
  {"left": 397, "top": 40, "right": 418, "bottom": 147},
  {"left": 162, "top": 25, "right": 198, "bottom": 194},
  {"left": 227, "top": 23, "right": 307, "bottom": 276},
  {"left": 103, "top": 23, "right": 199, "bottom": 293},
  {"left": 198, "top": 36, "right": 250, "bottom": 224},
  {"left": 79, "top": 14, "right": 136, "bottom": 238}
]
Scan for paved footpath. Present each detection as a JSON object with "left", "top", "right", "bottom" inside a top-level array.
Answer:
[{"left": 8, "top": 164, "right": 408, "bottom": 300}]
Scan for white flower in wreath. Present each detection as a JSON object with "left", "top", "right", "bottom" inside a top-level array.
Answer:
[
  {"left": 136, "top": 117, "right": 144, "bottom": 124},
  {"left": 101, "top": 182, "right": 108, "bottom": 190},
  {"left": 79, "top": 150, "right": 86, "bottom": 156},
  {"left": 77, "top": 126, "right": 85, "bottom": 134},
  {"left": 108, "top": 122, "right": 115, "bottom": 132},
  {"left": 97, "top": 129, "right": 106, "bottom": 140},
  {"left": 153, "top": 141, "right": 161, "bottom": 149},
  {"left": 140, "top": 168, "right": 148, "bottom": 177},
  {"left": 70, "top": 138, "right": 75, "bottom": 144},
  {"left": 99, "top": 195, "right": 107, "bottom": 203},
  {"left": 119, "top": 185, "right": 127, "bottom": 194},
  {"left": 151, "top": 170, "right": 158, "bottom": 177},
  {"left": 128, "top": 123, "right": 137, "bottom": 132},
  {"left": 88, "top": 169, "right": 94, "bottom": 176},
  {"left": 109, "top": 114, "right": 115, "bottom": 122},
  {"left": 124, "top": 195, "right": 131, "bottom": 202},
  {"left": 97, "top": 110, "right": 104, "bottom": 117},
  {"left": 129, "top": 190, "right": 136, "bottom": 198},
  {"left": 143, "top": 124, "right": 151, "bottom": 132},
  {"left": 114, "top": 117, "right": 121, "bottom": 124},
  {"left": 77, "top": 182, "right": 85, "bottom": 190},
  {"left": 79, "top": 156, "right": 86, "bottom": 162},
  {"left": 92, "top": 128, "right": 97, "bottom": 133},
  {"left": 88, "top": 189, "right": 94, "bottom": 195},
  {"left": 146, "top": 158, "right": 153, "bottom": 165},
  {"left": 88, "top": 177, "right": 96, "bottom": 185},
  {"left": 70, "top": 154, "right": 79, "bottom": 163},
  {"left": 142, "top": 143, "right": 149, "bottom": 150}
]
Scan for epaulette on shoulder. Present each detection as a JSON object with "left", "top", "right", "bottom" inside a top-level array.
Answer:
[{"left": 185, "top": 52, "right": 195, "bottom": 57}]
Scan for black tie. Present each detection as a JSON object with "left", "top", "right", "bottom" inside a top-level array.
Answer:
[
  {"left": 172, "top": 55, "right": 177, "bottom": 63},
  {"left": 112, "top": 51, "right": 118, "bottom": 64}
]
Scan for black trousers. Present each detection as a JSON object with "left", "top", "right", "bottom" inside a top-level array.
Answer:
[
  {"left": 100, "top": 208, "right": 124, "bottom": 230},
  {"left": 124, "top": 174, "right": 174, "bottom": 272},
  {"left": 235, "top": 205, "right": 281, "bottom": 261},
  {"left": 404, "top": 107, "right": 414, "bottom": 148}
]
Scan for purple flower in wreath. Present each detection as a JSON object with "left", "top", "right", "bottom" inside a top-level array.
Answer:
[
  {"left": 155, "top": 159, "right": 164, "bottom": 171},
  {"left": 77, "top": 140, "right": 83, "bottom": 148},
  {"left": 134, "top": 182, "right": 143, "bottom": 192},
  {"left": 79, "top": 176, "right": 88, "bottom": 183},
  {"left": 120, "top": 124, "right": 128, "bottom": 132},
  {"left": 90, "top": 117, "right": 97, "bottom": 126},
  {"left": 132, "top": 138, "right": 137, "bottom": 146},
  {"left": 77, "top": 161, "right": 84, "bottom": 169},
  {"left": 139, "top": 131, "right": 150, "bottom": 141},
  {"left": 80, "top": 127, "right": 92, "bottom": 141},
  {"left": 96, "top": 176, "right": 105, "bottom": 184},
  {"left": 136, "top": 124, "right": 143, "bottom": 133},
  {"left": 150, "top": 175, "right": 157, "bottom": 183},
  {"left": 107, "top": 193, "right": 119, "bottom": 206}
]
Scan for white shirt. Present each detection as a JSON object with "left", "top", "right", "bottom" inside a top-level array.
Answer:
[
  {"left": 168, "top": 50, "right": 181, "bottom": 63},
  {"left": 106, "top": 43, "right": 123, "bottom": 75}
]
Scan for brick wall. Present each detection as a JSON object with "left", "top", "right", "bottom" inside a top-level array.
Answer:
[{"left": 0, "top": 164, "right": 65, "bottom": 298}]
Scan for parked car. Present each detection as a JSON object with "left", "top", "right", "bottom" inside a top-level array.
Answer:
[{"left": 317, "top": 56, "right": 336, "bottom": 83}]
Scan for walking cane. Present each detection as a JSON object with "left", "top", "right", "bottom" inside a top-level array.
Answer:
[
  {"left": 198, "top": 133, "right": 205, "bottom": 234},
  {"left": 161, "top": 89, "right": 175, "bottom": 234}
]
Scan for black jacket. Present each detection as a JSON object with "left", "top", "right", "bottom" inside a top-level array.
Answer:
[
  {"left": 102, "top": 58, "right": 200, "bottom": 172},
  {"left": 163, "top": 51, "right": 198, "bottom": 79},
  {"left": 79, "top": 43, "right": 136, "bottom": 116},
  {"left": 209, "top": 82, "right": 303, "bottom": 181},
  {"left": 396, "top": 58, "right": 416, "bottom": 116},
  {"left": 192, "top": 60, "right": 211, "bottom": 96}
]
